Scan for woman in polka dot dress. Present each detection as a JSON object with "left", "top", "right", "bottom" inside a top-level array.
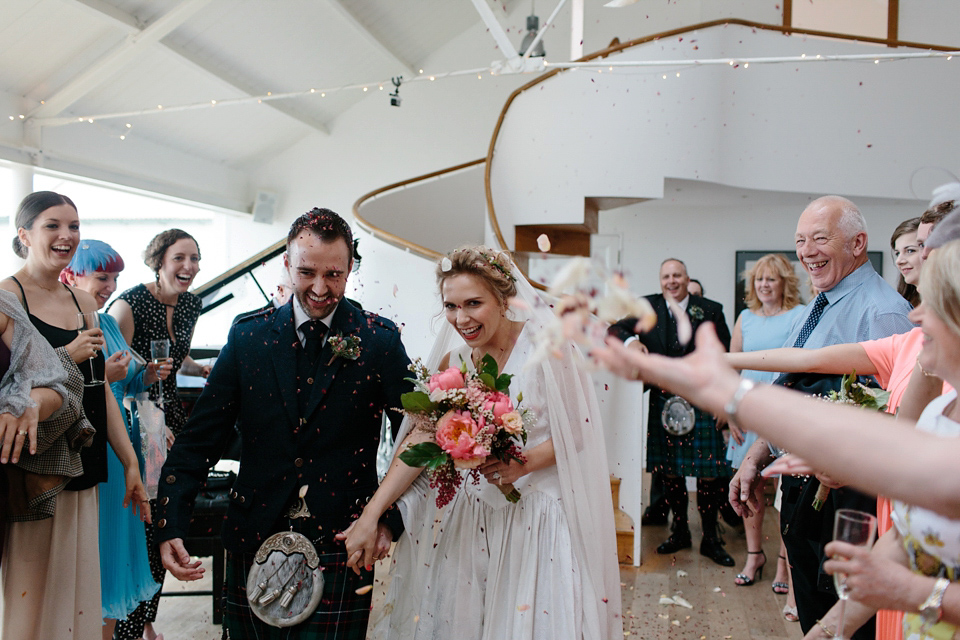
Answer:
[{"left": 108, "top": 228, "right": 209, "bottom": 640}]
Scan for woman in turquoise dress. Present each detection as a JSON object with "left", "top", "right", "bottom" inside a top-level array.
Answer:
[
  {"left": 60, "top": 240, "right": 170, "bottom": 639},
  {"left": 728, "top": 253, "right": 805, "bottom": 614}
]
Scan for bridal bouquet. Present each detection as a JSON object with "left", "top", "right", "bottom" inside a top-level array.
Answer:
[
  {"left": 398, "top": 355, "right": 532, "bottom": 508},
  {"left": 811, "top": 371, "right": 890, "bottom": 510}
]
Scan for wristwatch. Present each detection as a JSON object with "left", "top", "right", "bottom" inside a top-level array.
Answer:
[{"left": 919, "top": 576, "right": 950, "bottom": 630}]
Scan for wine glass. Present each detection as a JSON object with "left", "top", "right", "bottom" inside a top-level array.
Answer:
[
  {"left": 76, "top": 312, "right": 104, "bottom": 387},
  {"left": 150, "top": 339, "right": 170, "bottom": 407},
  {"left": 832, "top": 508, "right": 878, "bottom": 639}
]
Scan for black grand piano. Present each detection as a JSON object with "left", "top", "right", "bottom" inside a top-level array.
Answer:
[{"left": 164, "top": 239, "right": 285, "bottom": 623}]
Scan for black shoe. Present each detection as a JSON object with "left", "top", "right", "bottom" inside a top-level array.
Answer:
[
  {"left": 700, "top": 536, "right": 735, "bottom": 566},
  {"left": 656, "top": 529, "right": 692, "bottom": 554},
  {"left": 641, "top": 507, "right": 669, "bottom": 526}
]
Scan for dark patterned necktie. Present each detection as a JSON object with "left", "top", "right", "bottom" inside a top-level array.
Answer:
[
  {"left": 793, "top": 293, "right": 828, "bottom": 348},
  {"left": 300, "top": 319, "right": 328, "bottom": 362}
]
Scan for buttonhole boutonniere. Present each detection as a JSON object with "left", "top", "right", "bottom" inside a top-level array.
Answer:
[
  {"left": 327, "top": 333, "right": 361, "bottom": 365},
  {"left": 688, "top": 305, "right": 704, "bottom": 321}
]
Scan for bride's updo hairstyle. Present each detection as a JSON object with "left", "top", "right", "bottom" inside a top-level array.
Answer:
[{"left": 436, "top": 245, "right": 518, "bottom": 307}]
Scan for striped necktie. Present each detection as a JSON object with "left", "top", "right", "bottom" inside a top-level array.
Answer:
[{"left": 793, "top": 293, "right": 828, "bottom": 348}]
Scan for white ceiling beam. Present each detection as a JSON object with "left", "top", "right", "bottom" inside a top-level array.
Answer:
[
  {"left": 63, "top": 0, "right": 328, "bottom": 135},
  {"left": 470, "top": 0, "right": 519, "bottom": 60},
  {"left": 570, "top": 0, "right": 584, "bottom": 60},
  {"left": 71, "top": 0, "right": 142, "bottom": 32},
  {"left": 161, "top": 42, "right": 329, "bottom": 135},
  {"left": 326, "top": 1, "right": 416, "bottom": 76},
  {"left": 31, "top": 0, "right": 214, "bottom": 119}
]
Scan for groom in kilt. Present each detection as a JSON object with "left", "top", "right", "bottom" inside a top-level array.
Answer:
[
  {"left": 155, "top": 208, "right": 412, "bottom": 639},
  {"left": 611, "top": 258, "right": 735, "bottom": 566}
]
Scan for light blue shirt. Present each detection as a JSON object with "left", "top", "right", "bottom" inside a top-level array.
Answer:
[{"left": 782, "top": 261, "right": 914, "bottom": 349}]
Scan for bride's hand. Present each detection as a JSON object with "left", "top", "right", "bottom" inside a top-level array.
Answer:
[
  {"left": 478, "top": 456, "right": 524, "bottom": 485},
  {"left": 336, "top": 513, "right": 381, "bottom": 576}
]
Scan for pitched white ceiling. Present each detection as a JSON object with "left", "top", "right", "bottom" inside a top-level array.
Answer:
[{"left": 0, "top": 0, "right": 522, "bottom": 181}]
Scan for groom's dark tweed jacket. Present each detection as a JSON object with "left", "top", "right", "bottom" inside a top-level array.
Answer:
[{"left": 154, "top": 297, "right": 411, "bottom": 551}]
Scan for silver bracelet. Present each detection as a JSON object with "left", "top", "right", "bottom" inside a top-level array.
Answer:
[{"left": 723, "top": 378, "right": 756, "bottom": 423}]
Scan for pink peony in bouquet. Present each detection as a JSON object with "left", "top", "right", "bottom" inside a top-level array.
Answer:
[{"left": 398, "top": 355, "right": 532, "bottom": 508}]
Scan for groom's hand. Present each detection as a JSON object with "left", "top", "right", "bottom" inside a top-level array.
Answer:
[
  {"left": 338, "top": 516, "right": 393, "bottom": 576},
  {"left": 160, "top": 538, "right": 205, "bottom": 581}
]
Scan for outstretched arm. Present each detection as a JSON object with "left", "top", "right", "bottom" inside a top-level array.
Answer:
[
  {"left": 593, "top": 324, "right": 960, "bottom": 519},
  {"left": 726, "top": 343, "right": 876, "bottom": 376}
]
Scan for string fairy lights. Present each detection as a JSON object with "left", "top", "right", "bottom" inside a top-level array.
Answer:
[{"left": 8, "top": 47, "right": 955, "bottom": 130}]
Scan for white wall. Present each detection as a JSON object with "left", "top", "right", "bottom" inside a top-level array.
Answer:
[
  {"left": 359, "top": 163, "right": 486, "bottom": 255},
  {"left": 599, "top": 179, "right": 923, "bottom": 329}
]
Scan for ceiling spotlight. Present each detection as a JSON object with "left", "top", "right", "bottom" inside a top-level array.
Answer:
[
  {"left": 389, "top": 76, "right": 402, "bottom": 107},
  {"left": 519, "top": 3, "right": 545, "bottom": 58}
]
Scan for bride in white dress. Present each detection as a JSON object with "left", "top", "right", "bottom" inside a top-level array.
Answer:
[{"left": 340, "top": 246, "right": 621, "bottom": 639}]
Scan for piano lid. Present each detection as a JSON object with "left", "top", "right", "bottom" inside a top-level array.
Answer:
[{"left": 190, "top": 238, "right": 285, "bottom": 352}]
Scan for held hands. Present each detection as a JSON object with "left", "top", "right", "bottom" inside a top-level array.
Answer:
[
  {"left": 0, "top": 405, "right": 38, "bottom": 464},
  {"left": 104, "top": 350, "right": 133, "bottom": 383},
  {"left": 337, "top": 516, "right": 393, "bottom": 576},
  {"left": 66, "top": 328, "right": 105, "bottom": 364},
  {"left": 160, "top": 538, "right": 205, "bottom": 581},
  {"left": 144, "top": 358, "right": 173, "bottom": 386}
]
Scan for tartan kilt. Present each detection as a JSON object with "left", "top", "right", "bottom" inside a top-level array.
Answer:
[
  {"left": 646, "top": 391, "right": 731, "bottom": 477},
  {"left": 223, "top": 545, "right": 374, "bottom": 640}
]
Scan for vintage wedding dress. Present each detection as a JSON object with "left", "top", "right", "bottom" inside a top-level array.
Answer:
[{"left": 373, "top": 265, "right": 621, "bottom": 640}]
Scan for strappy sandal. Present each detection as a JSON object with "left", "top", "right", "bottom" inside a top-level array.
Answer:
[
  {"left": 772, "top": 554, "right": 790, "bottom": 594},
  {"left": 734, "top": 549, "right": 766, "bottom": 586},
  {"left": 782, "top": 605, "right": 799, "bottom": 622}
]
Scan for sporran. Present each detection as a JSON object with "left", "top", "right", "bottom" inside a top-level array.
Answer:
[{"left": 246, "top": 530, "right": 324, "bottom": 627}]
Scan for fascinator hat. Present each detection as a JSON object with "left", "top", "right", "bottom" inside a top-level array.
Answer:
[{"left": 60, "top": 239, "right": 125, "bottom": 283}]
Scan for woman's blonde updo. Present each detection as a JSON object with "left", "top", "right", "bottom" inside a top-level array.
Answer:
[
  {"left": 918, "top": 239, "right": 960, "bottom": 339},
  {"left": 436, "top": 245, "right": 518, "bottom": 306}
]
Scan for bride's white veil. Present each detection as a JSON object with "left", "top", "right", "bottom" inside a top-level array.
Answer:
[{"left": 385, "top": 253, "right": 622, "bottom": 639}]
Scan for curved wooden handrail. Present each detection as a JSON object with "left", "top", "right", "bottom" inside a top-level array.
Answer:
[
  {"left": 352, "top": 158, "right": 486, "bottom": 261},
  {"left": 484, "top": 18, "right": 959, "bottom": 251}
]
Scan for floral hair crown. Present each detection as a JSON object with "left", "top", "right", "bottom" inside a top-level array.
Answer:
[{"left": 441, "top": 248, "right": 517, "bottom": 283}]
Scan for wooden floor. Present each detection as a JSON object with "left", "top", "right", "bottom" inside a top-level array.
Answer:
[{"left": 154, "top": 495, "right": 804, "bottom": 639}]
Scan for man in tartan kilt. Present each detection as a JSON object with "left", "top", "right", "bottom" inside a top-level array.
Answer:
[
  {"left": 155, "top": 208, "right": 412, "bottom": 639},
  {"left": 610, "top": 258, "right": 735, "bottom": 566}
]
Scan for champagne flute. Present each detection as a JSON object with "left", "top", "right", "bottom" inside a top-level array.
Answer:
[
  {"left": 150, "top": 339, "right": 170, "bottom": 408},
  {"left": 76, "top": 312, "right": 104, "bottom": 387},
  {"left": 832, "top": 508, "right": 878, "bottom": 639}
]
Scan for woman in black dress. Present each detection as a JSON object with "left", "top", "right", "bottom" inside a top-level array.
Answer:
[
  {"left": 108, "top": 228, "right": 207, "bottom": 640},
  {"left": 0, "top": 191, "right": 148, "bottom": 640}
]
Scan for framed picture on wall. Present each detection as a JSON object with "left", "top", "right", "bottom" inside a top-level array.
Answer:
[{"left": 733, "top": 251, "right": 884, "bottom": 319}]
